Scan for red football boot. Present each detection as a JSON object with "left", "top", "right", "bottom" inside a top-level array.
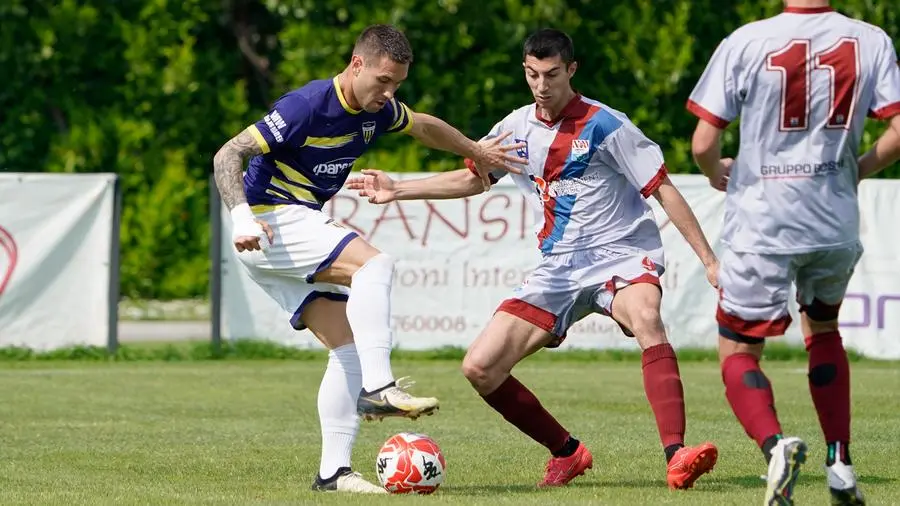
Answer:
[
  {"left": 667, "top": 442, "right": 718, "bottom": 490},
  {"left": 537, "top": 442, "right": 593, "bottom": 488}
]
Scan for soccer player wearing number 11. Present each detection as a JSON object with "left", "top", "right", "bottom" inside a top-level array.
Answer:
[{"left": 687, "top": 1, "right": 900, "bottom": 504}]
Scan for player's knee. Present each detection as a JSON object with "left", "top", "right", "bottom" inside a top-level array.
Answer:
[
  {"left": 460, "top": 356, "right": 492, "bottom": 388},
  {"left": 352, "top": 253, "right": 395, "bottom": 283},
  {"left": 460, "top": 358, "right": 484, "bottom": 383},
  {"left": 800, "top": 298, "right": 841, "bottom": 323},
  {"left": 629, "top": 307, "right": 665, "bottom": 343},
  {"left": 322, "top": 331, "right": 355, "bottom": 350},
  {"left": 633, "top": 307, "right": 663, "bottom": 328},
  {"left": 361, "top": 252, "right": 395, "bottom": 273}
]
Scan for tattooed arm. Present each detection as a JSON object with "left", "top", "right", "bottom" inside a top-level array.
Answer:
[
  {"left": 213, "top": 128, "right": 263, "bottom": 210},
  {"left": 213, "top": 127, "right": 272, "bottom": 251}
]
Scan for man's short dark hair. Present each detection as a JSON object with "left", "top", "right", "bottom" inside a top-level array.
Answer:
[
  {"left": 353, "top": 24, "right": 414, "bottom": 65},
  {"left": 523, "top": 28, "right": 574, "bottom": 65}
]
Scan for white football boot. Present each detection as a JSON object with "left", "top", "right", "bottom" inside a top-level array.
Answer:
[
  {"left": 357, "top": 377, "right": 439, "bottom": 421},
  {"left": 763, "top": 437, "right": 808, "bottom": 505},
  {"left": 827, "top": 461, "right": 866, "bottom": 505},
  {"left": 311, "top": 467, "right": 387, "bottom": 494}
]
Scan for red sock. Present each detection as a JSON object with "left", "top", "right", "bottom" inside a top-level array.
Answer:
[
  {"left": 482, "top": 375, "right": 570, "bottom": 453},
  {"left": 641, "top": 343, "right": 686, "bottom": 448},
  {"left": 721, "top": 353, "right": 782, "bottom": 447},
  {"left": 805, "top": 331, "right": 851, "bottom": 444}
]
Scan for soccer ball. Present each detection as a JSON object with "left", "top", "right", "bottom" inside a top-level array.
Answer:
[{"left": 375, "top": 432, "right": 446, "bottom": 494}]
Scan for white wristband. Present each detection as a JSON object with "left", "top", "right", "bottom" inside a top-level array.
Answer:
[
  {"left": 230, "top": 203, "right": 266, "bottom": 247},
  {"left": 230, "top": 203, "right": 255, "bottom": 225}
]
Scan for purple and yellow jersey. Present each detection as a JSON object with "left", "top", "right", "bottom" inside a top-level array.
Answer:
[{"left": 244, "top": 76, "right": 414, "bottom": 211}]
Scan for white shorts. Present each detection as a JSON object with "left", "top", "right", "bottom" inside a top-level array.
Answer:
[
  {"left": 235, "top": 205, "right": 357, "bottom": 330},
  {"left": 717, "top": 242, "right": 863, "bottom": 338},
  {"left": 497, "top": 237, "right": 665, "bottom": 347}
]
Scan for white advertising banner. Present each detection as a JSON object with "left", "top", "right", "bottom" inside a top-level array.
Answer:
[
  {"left": 0, "top": 173, "right": 116, "bottom": 350},
  {"left": 221, "top": 174, "right": 900, "bottom": 359}
]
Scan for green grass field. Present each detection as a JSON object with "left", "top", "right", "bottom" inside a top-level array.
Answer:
[{"left": 1, "top": 355, "right": 897, "bottom": 505}]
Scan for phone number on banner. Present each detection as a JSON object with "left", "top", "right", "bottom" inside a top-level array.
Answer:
[{"left": 390, "top": 314, "right": 481, "bottom": 333}]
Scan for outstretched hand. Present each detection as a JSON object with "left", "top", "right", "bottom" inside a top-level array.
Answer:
[
  {"left": 345, "top": 169, "right": 397, "bottom": 204},
  {"left": 470, "top": 131, "right": 527, "bottom": 190}
]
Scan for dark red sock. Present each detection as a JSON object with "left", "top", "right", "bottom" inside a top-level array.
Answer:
[
  {"left": 721, "top": 353, "right": 782, "bottom": 447},
  {"left": 805, "top": 331, "right": 851, "bottom": 444},
  {"left": 481, "top": 375, "right": 570, "bottom": 453},
  {"left": 641, "top": 343, "right": 686, "bottom": 448}
]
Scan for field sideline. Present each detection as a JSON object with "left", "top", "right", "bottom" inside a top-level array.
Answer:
[{"left": 1, "top": 349, "right": 898, "bottom": 505}]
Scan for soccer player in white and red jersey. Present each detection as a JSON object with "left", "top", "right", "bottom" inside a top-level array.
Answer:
[
  {"left": 349, "top": 28, "right": 720, "bottom": 490},
  {"left": 688, "top": 1, "right": 900, "bottom": 504}
]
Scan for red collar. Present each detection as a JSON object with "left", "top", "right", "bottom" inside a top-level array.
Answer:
[
  {"left": 783, "top": 6, "right": 833, "bottom": 14},
  {"left": 534, "top": 94, "right": 586, "bottom": 126}
]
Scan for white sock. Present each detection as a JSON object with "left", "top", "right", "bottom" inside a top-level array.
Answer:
[
  {"left": 345, "top": 253, "right": 395, "bottom": 392},
  {"left": 318, "top": 343, "right": 362, "bottom": 479}
]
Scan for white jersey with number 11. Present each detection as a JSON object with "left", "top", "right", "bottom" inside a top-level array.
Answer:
[{"left": 687, "top": 6, "right": 900, "bottom": 254}]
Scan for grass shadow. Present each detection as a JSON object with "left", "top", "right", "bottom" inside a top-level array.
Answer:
[{"left": 443, "top": 483, "right": 547, "bottom": 496}]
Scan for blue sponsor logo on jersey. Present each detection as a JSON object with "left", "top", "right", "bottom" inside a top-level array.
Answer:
[{"left": 515, "top": 138, "right": 529, "bottom": 159}]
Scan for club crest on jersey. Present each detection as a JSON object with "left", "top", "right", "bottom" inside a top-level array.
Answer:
[
  {"left": 530, "top": 175, "right": 552, "bottom": 202},
  {"left": 514, "top": 138, "right": 529, "bottom": 160},
  {"left": 362, "top": 121, "right": 376, "bottom": 144},
  {"left": 571, "top": 139, "right": 590, "bottom": 160},
  {"left": 641, "top": 256, "right": 656, "bottom": 272}
]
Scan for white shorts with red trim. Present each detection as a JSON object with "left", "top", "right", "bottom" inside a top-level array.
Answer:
[
  {"left": 233, "top": 205, "right": 356, "bottom": 330},
  {"left": 717, "top": 242, "right": 863, "bottom": 338},
  {"left": 496, "top": 238, "right": 665, "bottom": 347}
]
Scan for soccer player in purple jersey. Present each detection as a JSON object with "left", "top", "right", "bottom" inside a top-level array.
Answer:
[
  {"left": 213, "top": 25, "right": 524, "bottom": 493},
  {"left": 349, "top": 28, "right": 720, "bottom": 490},
  {"left": 688, "top": 1, "right": 900, "bottom": 503}
]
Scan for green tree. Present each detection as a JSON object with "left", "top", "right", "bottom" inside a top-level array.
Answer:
[{"left": 2, "top": 0, "right": 897, "bottom": 299}]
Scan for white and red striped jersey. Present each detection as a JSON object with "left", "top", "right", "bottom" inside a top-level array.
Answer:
[
  {"left": 688, "top": 5, "right": 900, "bottom": 254},
  {"left": 469, "top": 95, "right": 667, "bottom": 255}
]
